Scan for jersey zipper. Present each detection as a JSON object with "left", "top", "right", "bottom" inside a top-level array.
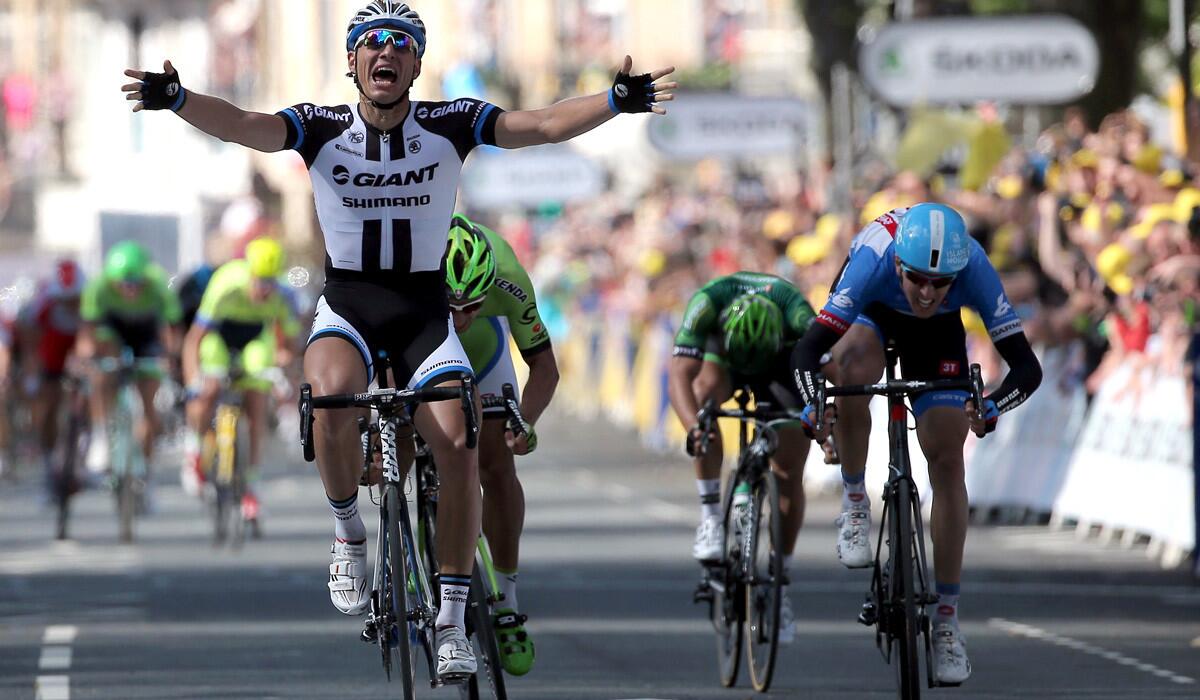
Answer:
[{"left": 380, "top": 130, "right": 392, "bottom": 269}]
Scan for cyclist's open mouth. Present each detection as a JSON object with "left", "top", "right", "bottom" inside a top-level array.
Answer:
[{"left": 371, "top": 66, "right": 398, "bottom": 87}]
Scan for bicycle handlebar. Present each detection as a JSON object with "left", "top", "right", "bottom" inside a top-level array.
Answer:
[
  {"left": 298, "top": 377, "right": 480, "bottom": 463},
  {"left": 480, "top": 383, "right": 528, "bottom": 439},
  {"left": 694, "top": 398, "right": 805, "bottom": 455},
  {"left": 812, "top": 363, "right": 985, "bottom": 431}
]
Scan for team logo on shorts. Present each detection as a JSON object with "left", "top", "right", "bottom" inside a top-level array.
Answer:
[{"left": 938, "top": 360, "right": 959, "bottom": 376}]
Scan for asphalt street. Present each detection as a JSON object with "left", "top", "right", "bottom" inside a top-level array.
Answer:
[{"left": 2, "top": 410, "right": 1198, "bottom": 699}]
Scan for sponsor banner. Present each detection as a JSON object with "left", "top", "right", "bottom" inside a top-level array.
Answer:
[
  {"left": 860, "top": 15, "right": 1099, "bottom": 106},
  {"left": 462, "top": 144, "right": 605, "bottom": 209},
  {"left": 647, "top": 94, "right": 809, "bottom": 161},
  {"left": 1054, "top": 360, "right": 1193, "bottom": 552}
]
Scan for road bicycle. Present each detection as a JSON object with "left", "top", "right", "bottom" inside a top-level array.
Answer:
[
  {"left": 414, "top": 383, "right": 527, "bottom": 700},
  {"left": 51, "top": 372, "right": 90, "bottom": 541},
  {"left": 206, "top": 353, "right": 260, "bottom": 547},
  {"left": 95, "top": 349, "right": 161, "bottom": 544},
  {"left": 692, "top": 388, "right": 800, "bottom": 693},
  {"left": 299, "top": 353, "right": 478, "bottom": 700},
  {"left": 811, "top": 341, "right": 983, "bottom": 700}
]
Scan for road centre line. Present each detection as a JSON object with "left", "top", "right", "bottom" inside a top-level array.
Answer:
[
  {"left": 35, "top": 675, "right": 69, "bottom": 700},
  {"left": 36, "top": 625, "right": 77, "bottom": 699},
  {"left": 990, "top": 618, "right": 1195, "bottom": 685},
  {"left": 42, "top": 626, "right": 77, "bottom": 645},
  {"left": 38, "top": 646, "right": 72, "bottom": 670}
]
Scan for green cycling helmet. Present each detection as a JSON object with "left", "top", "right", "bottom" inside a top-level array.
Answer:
[
  {"left": 105, "top": 241, "right": 150, "bottom": 283},
  {"left": 444, "top": 214, "right": 496, "bottom": 304},
  {"left": 720, "top": 292, "right": 783, "bottom": 374}
]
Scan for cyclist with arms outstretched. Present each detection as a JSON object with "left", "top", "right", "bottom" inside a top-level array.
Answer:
[
  {"left": 443, "top": 214, "right": 556, "bottom": 675},
  {"left": 668, "top": 271, "right": 826, "bottom": 645},
  {"left": 790, "top": 203, "right": 1043, "bottom": 684},
  {"left": 121, "top": 0, "right": 674, "bottom": 679}
]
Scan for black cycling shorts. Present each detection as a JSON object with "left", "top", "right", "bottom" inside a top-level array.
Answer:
[{"left": 855, "top": 302, "right": 969, "bottom": 416}]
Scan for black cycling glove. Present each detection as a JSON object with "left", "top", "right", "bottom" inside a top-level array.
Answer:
[
  {"left": 609, "top": 69, "right": 656, "bottom": 114},
  {"left": 140, "top": 67, "right": 187, "bottom": 112}
]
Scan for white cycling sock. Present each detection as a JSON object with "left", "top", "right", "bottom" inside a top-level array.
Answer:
[
  {"left": 934, "top": 583, "right": 960, "bottom": 627},
  {"left": 842, "top": 470, "right": 868, "bottom": 511},
  {"left": 496, "top": 568, "right": 519, "bottom": 613},
  {"left": 328, "top": 491, "right": 366, "bottom": 543},
  {"left": 437, "top": 574, "right": 471, "bottom": 629},
  {"left": 697, "top": 479, "right": 721, "bottom": 520}
]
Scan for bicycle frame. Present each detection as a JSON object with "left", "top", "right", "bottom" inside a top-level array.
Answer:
[{"left": 814, "top": 342, "right": 984, "bottom": 699}]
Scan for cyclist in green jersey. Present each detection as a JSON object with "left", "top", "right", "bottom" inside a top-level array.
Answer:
[
  {"left": 77, "top": 241, "right": 182, "bottom": 479},
  {"left": 181, "top": 238, "right": 301, "bottom": 520},
  {"left": 443, "top": 214, "right": 556, "bottom": 676},
  {"left": 668, "top": 272, "right": 829, "bottom": 645}
]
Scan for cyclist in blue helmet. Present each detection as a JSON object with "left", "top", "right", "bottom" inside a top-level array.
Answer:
[{"left": 790, "top": 203, "right": 1042, "bottom": 686}]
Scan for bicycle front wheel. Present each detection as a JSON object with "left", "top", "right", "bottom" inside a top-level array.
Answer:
[
  {"left": 745, "top": 469, "right": 782, "bottom": 692},
  {"left": 460, "top": 564, "right": 507, "bottom": 700},
  {"left": 384, "top": 482, "right": 417, "bottom": 700},
  {"left": 714, "top": 477, "right": 743, "bottom": 687},
  {"left": 889, "top": 478, "right": 922, "bottom": 700}
]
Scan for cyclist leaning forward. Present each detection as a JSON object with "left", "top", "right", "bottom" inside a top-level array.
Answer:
[
  {"left": 122, "top": 0, "right": 675, "bottom": 679},
  {"left": 790, "top": 203, "right": 1043, "bottom": 685},
  {"left": 181, "top": 237, "right": 301, "bottom": 525},
  {"left": 442, "top": 214, "right": 557, "bottom": 676},
  {"left": 667, "top": 271, "right": 830, "bottom": 646},
  {"left": 77, "top": 242, "right": 182, "bottom": 494}
]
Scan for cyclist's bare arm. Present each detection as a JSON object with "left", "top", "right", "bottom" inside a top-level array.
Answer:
[
  {"left": 121, "top": 60, "right": 286, "bottom": 153},
  {"left": 181, "top": 323, "right": 208, "bottom": 387},
  {"left": 518, "top": 347, "right": 559, "bottom": 425},
  {"left": 667, "top": 354, "right": 704, "bottom": 428},
  {"left": 493, "top": 56, "right": 675, "bottom": 148}
]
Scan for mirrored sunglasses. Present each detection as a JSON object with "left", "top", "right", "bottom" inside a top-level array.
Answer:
[
  {"left": 355, "top": 29, "right": 416, "bottom": 52},
  {"left": 448, "top": 298, "right": 485, "bottom": 313}
]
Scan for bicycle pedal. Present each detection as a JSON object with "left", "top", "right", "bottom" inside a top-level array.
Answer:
[
  {"left": 857, "top": 602, "right": 878, "bottom": 626},
  {"left": 360, "top": 619, "right": 379, "bottom": 643},
  {"left": 436, "top": 672, "right": 472, "bottom": 686},
  {"left": 693, "top": 582, "right": 714, "bottom": 604}
]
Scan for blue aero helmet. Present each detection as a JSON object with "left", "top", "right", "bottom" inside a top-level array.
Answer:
[{"left": 893, "top": 203, "right": 971, "bottom": 277}]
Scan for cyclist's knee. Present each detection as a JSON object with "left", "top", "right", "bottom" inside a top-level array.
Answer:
[{"left": 833, "top": 328, "right": 884, "bottom": 385}]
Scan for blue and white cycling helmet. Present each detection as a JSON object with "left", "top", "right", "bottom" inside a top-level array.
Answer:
[
  {"left": 893, "top": 203, "right": 971, "bottom": 276},
  {"left": 346, "top": 1, "right": 427, "bottom": 58}
]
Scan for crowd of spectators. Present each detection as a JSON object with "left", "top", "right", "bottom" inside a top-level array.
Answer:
[{"left": 496, "top": 106, "right": 1200, "bottom": 402}]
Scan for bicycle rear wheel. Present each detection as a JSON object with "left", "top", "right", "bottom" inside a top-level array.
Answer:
[
  {"left": 384, "top": 482, "right": 417, "bottom": 700},
  {"left": 889, "top": 479, "right": 922, "bottom": 700},
  {"left": 745, "top": 469, "right": 782, "bottom": 692},
  {"left": 110, "top": 389, "right": 139, "bottom": 544},
  {"left": 714, "top": 478, "right": 743, "bottom": 688}
]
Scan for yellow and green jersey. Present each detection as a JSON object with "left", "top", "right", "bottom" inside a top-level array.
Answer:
[
  {"left": 81, "top": 264, "right": 181, "bottom": 326},
  {"left": 196, "top": 259, "right": 301, "bottom": 350}
]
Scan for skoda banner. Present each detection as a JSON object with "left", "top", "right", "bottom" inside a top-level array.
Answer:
[
  {"left": 859, "top": 15, "right": 1099, "bottom": 106},
  {"left": 647, "top": 94, "right": 809, "bottom": 161},
  {"left": 461, "top": 144, "right": 605, "bottom": 210}
]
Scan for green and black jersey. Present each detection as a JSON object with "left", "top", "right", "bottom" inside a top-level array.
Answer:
[{"left": 672, "top": 272, "right": 815, "bottom": 368}]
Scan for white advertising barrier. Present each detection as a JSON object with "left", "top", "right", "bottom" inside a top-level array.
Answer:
[
  {"left": 461, "top": 144, "right": 606, "bottom": 209},
  {"left": 646, "top": 94, "right": 809, "bottom": 161},
  {"left": 1053, "top": 362, "right": 1194, "bottom": 557},
  {"left": 859, "top": 15, "right": 1099, "bottom": 106},
  {"left": 965, "top": 346, "right": 1088, "bottom": 515}
]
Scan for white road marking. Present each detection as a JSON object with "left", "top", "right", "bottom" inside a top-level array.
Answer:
[
  {"left": 35, "top": 674, "right": 70, "bottom": 699},
  {"left": 38, "top": 647, "right": 72, "bottom": 670},
  {"left": 42, "top": 626, "right": 77, "bottom": 645},
  {"left": 990, "top": 618, "right": 1195, "bottom": 685}
]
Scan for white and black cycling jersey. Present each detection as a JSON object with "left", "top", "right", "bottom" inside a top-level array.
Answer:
[{"left": 277, "top": 98, "right": 504, "bottom": 280}]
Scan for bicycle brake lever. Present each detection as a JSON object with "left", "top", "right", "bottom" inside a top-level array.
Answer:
[{"left": 299, "top": 384, "right": 315, "bottom": 462}]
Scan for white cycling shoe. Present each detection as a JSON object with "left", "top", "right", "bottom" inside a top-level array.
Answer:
[
  {"left": 834, "top": 506, "right": 873, "bottom": 568},
  {"left": 932, "top": 623, "right": 972, "bottom": 685},
  {"left": 692, "top": 516, "right": 724, "bottom": 562},
  {"left": 777, "top": 593, "right": 795, "bottom": 645},
  {"left": 436, "top": 625, "right": 477, "bottom": 680},
  {"left": 86, "top": 434, "right": 109, "bottom": 474},
  {"left": 328, "top": 539, "right": 369, "bottom": 615}
]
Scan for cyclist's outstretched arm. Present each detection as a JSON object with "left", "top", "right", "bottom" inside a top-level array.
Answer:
[
  {"left": 494, "top": 55, "right": 675, "bottom": 148},
  {"left": 121, "top": 60, "right": 287, "bottom": 153}
]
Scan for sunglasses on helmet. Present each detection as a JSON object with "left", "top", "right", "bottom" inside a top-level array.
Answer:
[
  {"left": 901, "top": 265, "right": 956, "bottom": 289},
  {"left": 354, "top": 28, "right": 416, "bottom": 52}
]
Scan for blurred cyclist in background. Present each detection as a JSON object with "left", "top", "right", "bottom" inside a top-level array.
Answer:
[
  {"left": 15, "top": 260, "right": 85, "bottom": 493},
  {"left": 181, "top": 237, "right": 300, "bottom": 524},
  {"left": 77, "top": 242, "right": 182, "bottom": 491}
]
